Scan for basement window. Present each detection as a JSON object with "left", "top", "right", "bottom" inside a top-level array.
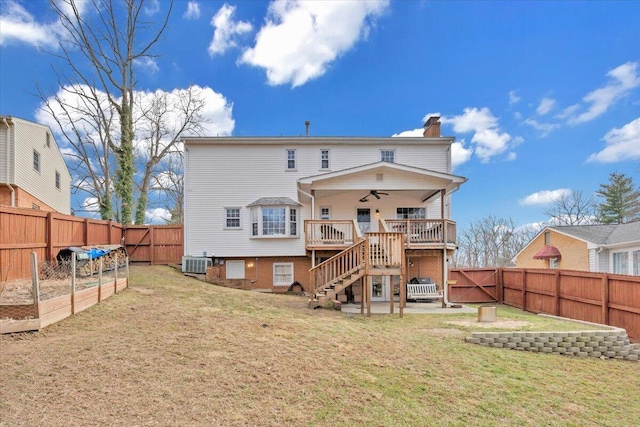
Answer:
[{"left": 273, "top": 263, "right": 294, "bottom": 286}]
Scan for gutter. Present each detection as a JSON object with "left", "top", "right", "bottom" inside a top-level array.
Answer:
[
  {"left": 297, "top": 187, "right": 316, "bottom": 267},
  {"left": 1, "top": 117, "right": 15, "bottom": 207}
]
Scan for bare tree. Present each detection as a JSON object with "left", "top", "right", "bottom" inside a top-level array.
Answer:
[
  {"left": 48, "top": 0, "right": 172, "bottom": 224},
  {"left": 133, "top": 87, "right": 207, "bottom": 224},
  {"left": 151, "top": 152, "right": 184, "bottom": 224},
  {"left": 37, "top": 84, "right": 119, "bottom": 220},
  {"left": 452, "top": 216, "right": 542, "bottom": 268},
  {"left": 543, "top": 190, "right": 598, "bottom": 226}
]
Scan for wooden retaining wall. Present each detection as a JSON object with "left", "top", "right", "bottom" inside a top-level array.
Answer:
[{"left": 449, "top": 268, "right": 640, "bottom": 341}]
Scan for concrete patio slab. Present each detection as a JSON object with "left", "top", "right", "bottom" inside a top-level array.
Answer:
[{"left": 340, "top": 301, "right": 477, "bottom": 314}]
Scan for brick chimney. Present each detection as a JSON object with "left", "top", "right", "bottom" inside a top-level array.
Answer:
[{"left": 423, "top": 116, "right": 441, "bottom": 137}]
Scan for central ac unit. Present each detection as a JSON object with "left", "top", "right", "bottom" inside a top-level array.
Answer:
[{"left": 182, "top": 256, "right": 212, "bottom": 274}]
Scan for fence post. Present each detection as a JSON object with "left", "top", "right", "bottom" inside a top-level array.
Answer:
[
  {"left": 554, "top": 270, "right": 561, "bottom": 316},
  {"left": 83, "top": 218, "right": 89, "bottom": 246},
  {"left": 71, "top": 252, "right": 76, "bottom": 315},
  {"left": 114, "top": 252, "right": 118, "bottom": 293},
  {"left": 30, "top": 252, "right": 40, "bottom": 318},
  {"left": 150, "top": 226, "right": 155, "bottom": 265},
  {"left": 521, "top": 269, "right": 526, "bottom": 310},
  {"left": 496, "top": 268, "right": 503, "bottom": 303},
  {"left": 601, "top": 274, "right": 609, "bottom": 325},
  {"left": 46, "top": 212, "right": 54, "bottom": 261},
  {"left": 98, "top": 258, "right": 103, "bottom": 301}
]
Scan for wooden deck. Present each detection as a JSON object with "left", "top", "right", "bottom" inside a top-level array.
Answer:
[{"left": 304, "top": 218, "right": 456, "bottom": 251}]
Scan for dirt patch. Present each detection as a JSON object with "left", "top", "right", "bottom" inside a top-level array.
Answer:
[{"left": 446, "top": 319, "right": 531, "bottom": 329}]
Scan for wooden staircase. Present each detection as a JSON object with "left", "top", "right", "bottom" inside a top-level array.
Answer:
[{"left": 309, "top": 232, "right": 405, "bottom": 305}]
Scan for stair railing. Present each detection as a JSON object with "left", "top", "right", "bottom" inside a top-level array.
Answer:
[{"left": 310, "top": 240, "right": 366, "bottom": 297}]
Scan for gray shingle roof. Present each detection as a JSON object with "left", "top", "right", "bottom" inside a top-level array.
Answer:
[
  {"left": 246, "top": 197, "right": 301, "bottom": 207},
  {"left": 549, "top": 221, "right": 640, "bottom": 246}
]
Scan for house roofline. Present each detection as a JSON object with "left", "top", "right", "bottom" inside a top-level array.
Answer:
[{"left": 183, "top": 136, "right": 455, "bottom": 146}]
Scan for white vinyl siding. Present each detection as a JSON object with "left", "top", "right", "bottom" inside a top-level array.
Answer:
[
  {"left": 226, "top": 260, "right": 245, "bottom": 279},
  {"left": 184, "top": 140, "right": 452, "bottom": 257},
  {"left": 273, "top": 262, "right": 294, "bottom": 286}
]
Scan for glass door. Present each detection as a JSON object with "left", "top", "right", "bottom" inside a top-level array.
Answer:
[
  {"left": 371, "top": 276, "right": 390, "bottom": 302},
  {"left": 357, "top": 208, "right": 371, "bottom": 234}
]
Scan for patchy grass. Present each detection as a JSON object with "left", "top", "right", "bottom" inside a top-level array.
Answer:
[{"left": 1, "top": 265, "right": 638, "bottom": 426}]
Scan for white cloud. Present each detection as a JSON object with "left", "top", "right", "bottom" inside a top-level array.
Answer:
[
  {"left": 519, "top": 189, "right": 571, "bottom": 206},
  {"left": 505, "top": 152, "right": 517, "bottom": 161},
  {"left": 443, "top": 107, "right": 515, "bottom": 163},
  {"left": 134, "top": 57, "right": 160, "bottom": 75},
  {"left": 36, "top": 84, "right": 235, "bottom": 149},
  {"left": 183, "top": 1, "right": 201, "bottom": 19},
  {"left": 451, "top": 141, "right": 473, "bottom": 168},
  {"left": 513, "top": 111, "right": 522, "bottom": 120},
  {"left": 239, "top": 0, "right": 389, "bottom": 87},
  {"left": 523, "top": 118, "right": 561, "bottom": 137},
  {"left": 144, "top": 0, "right": 160, "bottom": 16},
  {"left": 145, "top": 207, "right": 172, "bottom": 224},
  {"left": 0, "top": 0, "right": 61, "bottom": 48},
  {"left": 567, "top": 61, "right": 640, "bottom": 125},
  {"left": 586, "top": 117, "right": 640, "bottom": 163},
  {"left": 391, "top": 128, "right": 423, "bottom": 137},
  {"left": 509, "top": 90, "right": 521, "bottom": 105},
  {"left": 208, "top": 3, "right": 253, "bottom": 56},
  {"left": 536, "top": 97, "right": 556, "bottom": 115}
]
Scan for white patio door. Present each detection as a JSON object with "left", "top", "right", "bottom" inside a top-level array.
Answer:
[{"left": 370, "top": 276, "right": 390, "bottom": 302}]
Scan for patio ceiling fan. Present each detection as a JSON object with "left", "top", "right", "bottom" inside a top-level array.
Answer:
[{"left": 359, "top": 190, "right": 389, "bottom": 202}]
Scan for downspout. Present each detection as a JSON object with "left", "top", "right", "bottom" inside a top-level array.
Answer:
[
  {"left": 2, "top": 118, "right": 15, "bottom": 207},
  {"left": 298, "top": 187, "right": 315, "bottom": 267}
]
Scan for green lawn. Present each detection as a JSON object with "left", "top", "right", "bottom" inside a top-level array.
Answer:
[{"left": 1, "top": 265, "right": 638, "bottom": 426}]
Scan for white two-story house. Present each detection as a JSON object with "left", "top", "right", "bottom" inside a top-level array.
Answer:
[
  {"left": 0, "top": 116, "right": 71, "bottom": 214},
  {"left": 183, "top": 117, "right": 466, "bottom": 304}
]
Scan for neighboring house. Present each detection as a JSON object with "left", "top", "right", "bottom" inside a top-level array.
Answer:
[
  {"left": 183, "top": 117, "right": 467, "bottom": 303},
  {"left": 0, "top": 116, "right": 71, "bottom": 214},
  {"left": 514, "top": 222, "right": 640, "bottom": 275}
]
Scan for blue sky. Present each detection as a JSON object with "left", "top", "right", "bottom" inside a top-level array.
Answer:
[{"left": 1, "top": 0, "right": 639, "bottom": 227}]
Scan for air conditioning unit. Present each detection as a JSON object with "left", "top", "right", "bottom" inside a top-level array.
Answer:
[{"left": 182, "top": 256, "right": 212, "bottom": 274}]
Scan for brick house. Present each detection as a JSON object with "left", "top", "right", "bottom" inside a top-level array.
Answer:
[
  {"left": 183, "top": 117, "right": 467, "bottom": 303},
  {"left": 0, "top": 116, "right": 71, "bottom": 214},
  {"left": 514, "top": 222, "right": 640, "bottom": 275}
]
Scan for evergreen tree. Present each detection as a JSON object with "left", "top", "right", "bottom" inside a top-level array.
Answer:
[{"left": 596, "top": 172, "right": 640, "bottom": 224}]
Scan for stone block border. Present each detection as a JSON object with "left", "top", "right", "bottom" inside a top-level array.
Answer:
[{"left": 465, "top": 314, "right": 640, "bottom": 362}]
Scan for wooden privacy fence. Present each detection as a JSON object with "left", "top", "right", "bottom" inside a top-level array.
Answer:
[
  {"left": 0, "top": 206, "right": 183, "bottom": 281},
  {"left": 449, "top": 268, "right": 640, "bottom": 341}
]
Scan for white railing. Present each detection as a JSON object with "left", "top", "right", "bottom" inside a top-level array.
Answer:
[{"left": 305, "top": 220, "right": 359, "bottom": 247}]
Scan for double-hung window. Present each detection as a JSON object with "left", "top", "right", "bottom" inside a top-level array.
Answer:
[
  {"left": 380, "top": 149, "right": 395, "bottom": 163},
  {"left": 225, "top": 208, "right": 241, "bottom": 228},
  {"left": 612, "top": 252, "right": 628, "bottom": 274},
  {"left": 273, "top": 263, "right": 294, "bottom": 286},
  {"left": 33, "top": 150, "right": 40, "bottom": 172},
  {"left": 55, "top": 171, "right": 61, "bottom": 190},
  {"left": 396, "top": 207, "right": 426, "bottom": 219},
  {"left": 320, "top": 149, "right": 330, "bottom": 170},
  {"left": 286, "top": 149, "right": 296, "bottom": 170}
]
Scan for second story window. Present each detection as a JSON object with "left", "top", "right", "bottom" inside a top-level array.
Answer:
[
  {"left": 46, "top": 132, "right": 51, "bottom": 148},
  {"left": 33, "top": 150, "right": 40, "bottom": 172},
  {"left": 320, "top": 149, "right": 330, "bottom": 169},
  {"left": 225, "top": 208, "right": 241, "bottom": 228},
  {"left": 381, "top": 149, "right": 395, "bottom": 163},
  {"left": 544, "top": 231, "right": 550, "bottom": 245},
  {"left": 55, "top": 171, "right": 61, "bottom": 189},
  {"left": 286, "top": 149, "right": 296, "bottom": 170}
]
